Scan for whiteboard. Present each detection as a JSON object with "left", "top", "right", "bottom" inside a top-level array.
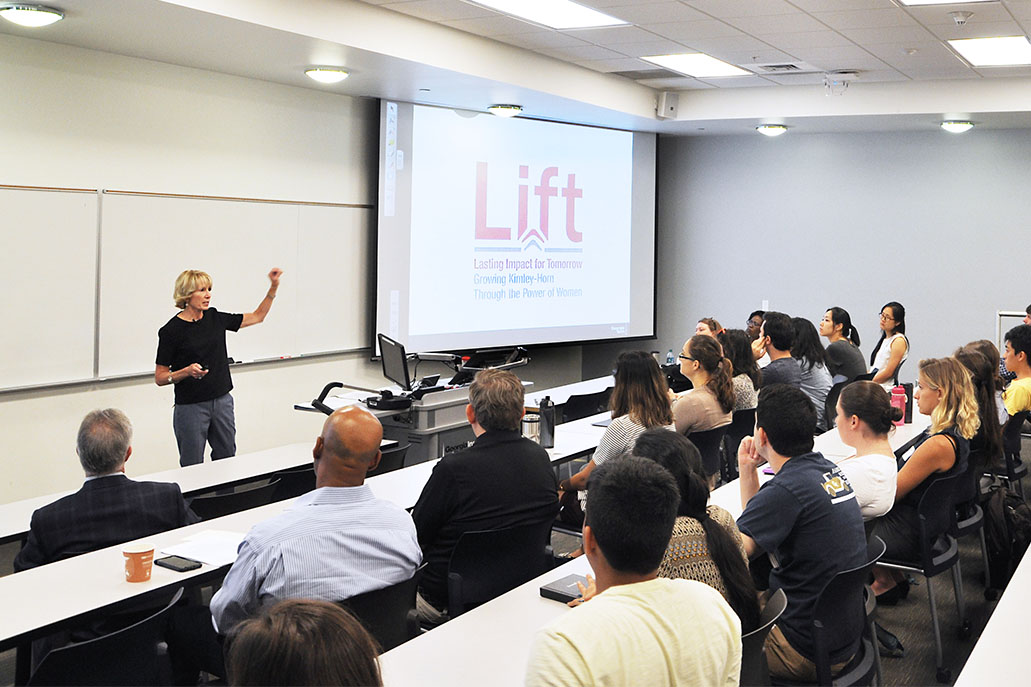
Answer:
[
  {"left": 0, "top": 187, "right": 98, "bottom": 388},
  {"left": 97, "top": 193, "right": 371, "bottom": 377}
]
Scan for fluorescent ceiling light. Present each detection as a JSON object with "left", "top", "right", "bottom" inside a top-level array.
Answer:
[
  {"left": 949, "top": 36, "right": 1031, "bottom": 66},
  {"left": 304, "top": 67, "right": 349, "bottom": 84},
  {"left": 469, "top": 0, "right": 626, "bottom": 30},
  {"left": 487, "top": 104, "right": 522, "bottom": 118},
  {"left": 940, "top": 120, "right": 974, "bottom": 133},
  {"left": 642, "top": 53, "right": 749, "bottom": 78},
  {"left": 756, "top": 124, "right": 788, "bottom": 137},
  {"left": 897, "top": 0, "right": 995, "bottom": 5},
  {"left": 0, "top": 3, "right": 63, "bottom": 27}
]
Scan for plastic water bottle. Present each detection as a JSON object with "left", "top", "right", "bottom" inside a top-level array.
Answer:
[
  {"left": 890, "top": 386, "right": 906, "bottom": 426},
  {"left": 665, "top": 349, "right": 675, "bottom": 365}
]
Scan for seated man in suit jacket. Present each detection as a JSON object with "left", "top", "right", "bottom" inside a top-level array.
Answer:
[{"left": 14, "top": 408, "right": 198, "bottom": 571}]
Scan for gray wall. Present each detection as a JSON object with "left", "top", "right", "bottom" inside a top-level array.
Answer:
[{"left": 584, "top": 128, "right": 1031, "bottom": 379}]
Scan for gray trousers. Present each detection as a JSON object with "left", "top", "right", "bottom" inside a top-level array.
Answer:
[{"left": 173, "top": 393, "right": 236, "bottom": 467}]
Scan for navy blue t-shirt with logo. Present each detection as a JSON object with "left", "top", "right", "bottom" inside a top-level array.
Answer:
[
  {"left": 737, "top": 451, "right": 866, "bottom": 663},
  {"left": 155, "top": 308, "right": 243, "bottom": 406}
]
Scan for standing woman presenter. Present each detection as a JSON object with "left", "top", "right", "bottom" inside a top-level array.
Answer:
[{"left": 155, "top": 268, "right": 283, "bottom": 466}]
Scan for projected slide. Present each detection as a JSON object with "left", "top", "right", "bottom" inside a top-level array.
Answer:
[{"left": 377, "top": 102, "right": 655, "bottom": 354}]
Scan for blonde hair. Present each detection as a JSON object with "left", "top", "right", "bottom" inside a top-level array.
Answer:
[
  {"left": 919, "top": 357, "right": 980, "bottom": 440},
  {"left": 173, "top": 270, "right": 212, "bottom": 309}
]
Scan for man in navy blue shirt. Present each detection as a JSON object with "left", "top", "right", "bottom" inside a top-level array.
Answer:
[{"left": 736, "top": 384, "right": 866, "bottom": 682}]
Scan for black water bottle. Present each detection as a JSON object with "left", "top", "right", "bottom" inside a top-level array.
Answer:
[{"left": 540, "top": 396, "right": 555, "bottom": 448}]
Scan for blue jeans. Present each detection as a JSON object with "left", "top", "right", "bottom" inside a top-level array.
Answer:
[{"left": 173, "top": 393, "right": 236, "bottom": 467}]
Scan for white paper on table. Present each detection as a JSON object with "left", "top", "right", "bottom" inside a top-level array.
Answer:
[{"left": 161, "top": 530, "right": 246, "bottom": 566}]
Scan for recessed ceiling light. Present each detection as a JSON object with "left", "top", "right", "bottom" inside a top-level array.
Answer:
[
  {"left": 642, "top": 53, "right": 750, "bottom": 78},
  {"left": 940, "top": 120, "right": 974, "bottom": 133},
  {"left": 469, "top": 0, "right": 626, "bottom": 30},
  {"left": 304, "top": 67, "right": 349, "bottom": 84},
  {"left": 756, "top": 124, "right": 788, "bottom": 137},
  {"left": 0, "top": 3, "right": 63, "bottom": 27},
  {"left": 948, "top": 36, "right": 1031, "bottom": 66},
  {"left": 896, "top": 0, "right": 994, "bottom": 5},
  {"left": 487, "top": 104, "right": 523, "bottom": 118}
]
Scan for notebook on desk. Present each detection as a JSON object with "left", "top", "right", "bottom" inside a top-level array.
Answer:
[
  {"left": 540, "top": 574, "right": 589, "bottom": 603},
  {"left": 591, "top": 417, "right": 612, "bottom": 428}
]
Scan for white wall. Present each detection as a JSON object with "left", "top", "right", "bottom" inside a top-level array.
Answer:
[
  {"left": 585, "top": 129, "right": 1031, "bottom": 378},
  {"left": 0, "top": 34, "right": 582, "bottom": 503}
]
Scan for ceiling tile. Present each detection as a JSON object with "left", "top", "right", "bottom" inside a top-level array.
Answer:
[
  {"left": 491, "top": 32, "right": 593, "bottom": 50},
  {"left": 600, "top": 2, "right": 708, "bottom": 24},
  {"left": 925, "top": 20, "right": 1027, "bottom": 40},
  {"left": 812, "top": 8, "right": 918, "bottom": 30},
  {"left": 848, "top": 68, "right": 908, "bottom": 82},
  {"left": 441, "top": 15, "right": 542, "bottom": 36},
  {"left": 610, "top": 39, "right": 695, "bottom": 57},
  {"left": 563, "top": 25, "right": 667, "bottom": 45},
  {"left": 718, "top": 48, "right": 800, "bottom": 64},
  {"left": 685, "top": 0, "right": 799, "bottom": 18},
  {"left": 573, "top": 57, "right": 656, "bottom": 72},
  {"left": 907, "top": 3, "right": 1015, "bottom": 25},
  {"left": 758, "top": 30, "right": 856, "bottom": 50},
  {"left": 576, "top": 0, "right": 674, "bottom": 7},
  {"left": 677, "top": 34, "right": 780, "bottom": 55},
  {"left": 539, "top": 44, "right": 627, "bottom": 61},
  {"left": 790, "top": 0, "right": 895, "bottom": 10},
  {"left": 731, "top": 13, "right": 830, "bottom": 35},
  {"left": 974, "top": 65, "right": 1031, "bottom": 77},
  {"left": 642, "top": 19, "right": 745, "bottom": 41},
  {"left": 695, "top": 74, "right": 779, "bottom": 87},
  {"left": 895, "top": 64, "right": 979, "bottom": 79},
  {"left": 787, "top": 45, "right": 891, "bottom": 70},
  {"left": 759, "top": 71, "right": 827, "bottom": 85},
  {"left": 838, "top": 25, "right": 938, "bottom": 45},
  {"left": 862, "top": 40, "right": 963, "bottom": 68},
  {"left": 636, "top": 76, "right": 704, "bottom": 88},
  {"left": 379, "top": 0, "right": 494, "bottom": 22}
]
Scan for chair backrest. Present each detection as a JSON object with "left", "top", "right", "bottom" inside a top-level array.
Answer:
[
  {"left": 340, "top": 563, "right": 425, "bottom": 652},
  {"left": 953, "top": 448, "right": 984, "bottom": 511},
  {"left": 853, "top": 371, "right": 875, "bottom": 382},
  {"left": 560, "top": 389, "right": 613, "bottom": 423},
  {"left": 29, "top": 588, "right": 183, "bottom": 686},
  {"left": 687, "top": 426, "right": 730, "bottom": 478},
  {"left": 1003, "top": 411, "right": 1029, "bottom": 456},
  {"left": 270, "top": 465, "right": 316, "bottom": 502},
  {"left": 725, "top": 408, "right": 756, "bottom": 454},
  {"left": 915, "top": 472, "right": 963, "bottom": 574},
  {"left": 189, "top": 478, "right": 281, "bottom": 520},
  {"left": 446, "top": 520, "right": 554, "bottom": 617},
  {"left": 739, "top": 588, "right": 786, "bottom": 687},
  {"left": 810, "top": 536, "right": 886, "bottom": 686},
  {"left": 824, "top": 380, "right": 850, "bottom": 430},
  {"left": 367, "top": 443, "right": 410, "bottom": 478}
]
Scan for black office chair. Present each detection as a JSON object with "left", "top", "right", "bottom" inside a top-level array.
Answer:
[
  {"left": 367, "top": 443, "right": 411, "bottom": 478},
  {"left": 340, "top": 563, "right": 426, "bottom": 652},
  {"left": 722, "top": 408, "right": 757, "bottom": 482},
  {"left": 28, "top": 588, "right": 183, "bottom": 686},
  {"left": 560, "top": 389, "right": 613, "bottom": 424},
  {"left": 879, "top": 473, "right": 967, "bottom": 683},
  {"left": 270, "top": 465, "right": 315, "bottom": 502},
  {"left": 189, "top": 478, "right": 281, "bottom": 520},
  {"left": 1001, "top": 411, "right": 1029, "bottom": 499},
  {"left": 824, "top": 380, "right": 850, "bottom": 430},
  {"left": 446, "top": 520, "right": 554, "bottom": 617},
  {"left": 952, "top": 449, "right": 993, "bottom": 598},
  {"left": 740, "top": 588, "right": 786, "bottom": 687},
  {"left": 687, "top": 426, "right": 730, "bottom": 483}
]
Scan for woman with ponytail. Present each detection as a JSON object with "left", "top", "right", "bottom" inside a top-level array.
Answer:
[
  {"left": 833, "top": 381, "right": 901, "bottom": 522},
  {"left": 671, "top": 335, "right": 734, "bottom": 436},
  {"left": 790, "top": 317, "right": 833, "bottom": 432},
  {"left": 870, "top": 357, "right": 979, "bottom": 600},
  {"left": 820, "top": 306, "right": 867, "bottom": 381},
  {"left": 632, "top": 428, "right": 760, "bottom": 632},
  {"left": 954, "top": 346, "right": 1003, "bottom": 467}
]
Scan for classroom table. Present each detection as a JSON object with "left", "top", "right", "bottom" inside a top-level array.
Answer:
[{"left": 0, "top": 439, "right": 398, "bottom": 547}]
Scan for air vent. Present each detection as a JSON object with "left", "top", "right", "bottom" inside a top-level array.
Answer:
[
  {"left": 759, "top": 64, "right": 801, "bottom": 72},
  {"left": 610, "top": 68, "right": 681, "bottom": 80},
  {"left": 751, "top": 61, "right": 822, "bottom": 74}
]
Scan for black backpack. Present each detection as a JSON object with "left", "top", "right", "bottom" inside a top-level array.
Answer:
[{"left": 984, "top": 486, "right": 1031, "bottom": 593}]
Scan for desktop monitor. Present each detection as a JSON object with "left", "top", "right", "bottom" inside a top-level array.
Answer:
[{"left": 378, "top": 333, "right": 412, "bottom": 391}]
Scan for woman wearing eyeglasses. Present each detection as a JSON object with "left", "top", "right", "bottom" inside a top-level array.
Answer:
[{"left": 870, "top": 301, "right": 908, "bottom": 390}]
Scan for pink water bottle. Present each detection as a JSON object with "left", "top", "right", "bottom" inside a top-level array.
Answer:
[{"left": 890, "top": 386, "right": 906, "bottom": 426}]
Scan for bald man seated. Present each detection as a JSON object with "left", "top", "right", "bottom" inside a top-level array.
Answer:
[{"left": 209, "top": 405, "right": 422, "bottom": 632}]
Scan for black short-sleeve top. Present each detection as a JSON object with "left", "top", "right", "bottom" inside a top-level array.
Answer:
[{"left": 156, "top": 308, "right": 243, "bottom": 405}]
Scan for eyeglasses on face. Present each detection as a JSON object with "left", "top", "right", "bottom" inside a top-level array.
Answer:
[
  {"left": 679, "top": 354, "right": 695, "bottom": 362},
  {"left": 879, "top": 312, "right": 895, "bottom": 322}
]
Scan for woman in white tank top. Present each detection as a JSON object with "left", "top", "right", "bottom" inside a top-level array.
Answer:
[{"left": 870, "top": 301, "right": 908, "bottom": 390}]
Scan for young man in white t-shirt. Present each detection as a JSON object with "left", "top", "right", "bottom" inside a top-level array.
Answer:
[{"left": 525, "top": 457, "right": 741, "bottom": 687}]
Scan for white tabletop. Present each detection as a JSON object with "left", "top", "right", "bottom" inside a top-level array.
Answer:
[
  {"left": 0, "top": 439, "right": 397, "bottom": 545},
  {"left": 813, "top": 416, "right": 931, "bottom": 462},
  {"left": 526, "top": 376, "right": 614, "bottom": 408}
]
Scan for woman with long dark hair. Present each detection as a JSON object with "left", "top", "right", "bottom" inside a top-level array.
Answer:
[
  {"left": 672, "top": 335, "right": 734, "bottom": 435},
  {"left": 870, "top": 301, "right": 908, "bottom": 390},
  {"left": 790, "top": 317, "right": 833, "bottom": 431},
  {"left": 819, "top": 306, "right": 866, "bottom": 381},
  {"left": 559, "top": 351, "right": 674, "bottom": 522},
  {"left": 632, "top": 428, "right": 760, "bottom": 632},
  {"left": 720, "top": 329, "right": 761, "bottom": 412},
  {"left": 954, "top": 346, "right": 1003, "bottom": 467}
]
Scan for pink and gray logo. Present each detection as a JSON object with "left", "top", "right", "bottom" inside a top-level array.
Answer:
[{"left": 475, "top": 162, "right": 583, "bottom": 251}]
